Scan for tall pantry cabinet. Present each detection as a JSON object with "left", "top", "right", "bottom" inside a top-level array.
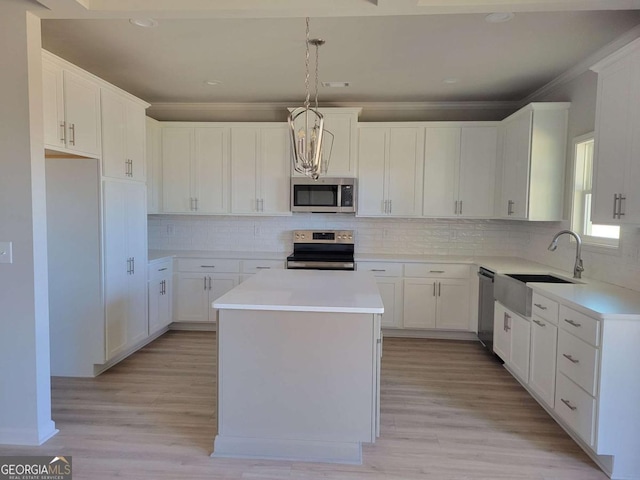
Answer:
[{"left": 44, "top": 50, "right": 150, "bottom": 377}]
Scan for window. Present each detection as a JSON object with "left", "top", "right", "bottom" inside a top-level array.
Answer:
[{"left": 571, "top": 133, "right": 620, "bottom": 247}]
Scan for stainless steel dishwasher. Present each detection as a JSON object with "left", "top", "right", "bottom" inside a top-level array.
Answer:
[{"left": 477, "top": 267, "right": 496, "bottom": 352}]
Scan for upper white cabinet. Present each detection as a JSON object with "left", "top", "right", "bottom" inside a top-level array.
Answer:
[
  {"left": 162, "top": 124, "right": 230, "bottom": 214},
  {"left": 357, "top": 125, "right": 424, "bottom": 217},
  {"left": 423, "top": 124, "right": 498, "bottom": 217},
  {"left": 499, "top": 103, "right": 570, "bottom": 220},
  {"left": 230, "top": 124, "right": 291, "bottom": 215},
  {"left": 591, "top": 38, "right": 640, "bottom": 224},
  {"left": 43, "top": 51, "right": 102, "bottom": 158},
  {"left": 101, "top": 88, "right": 147, "bottom": 181},
  {"left": 146, "top": 117, "right": 162, "bottom": 213}
]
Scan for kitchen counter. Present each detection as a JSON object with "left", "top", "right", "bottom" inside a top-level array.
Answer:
[
  {"left": 148, "top": 249, "right": 285, "bottom": 262},
  {"left": 213, "top": 269, "right": 384, "bottom": 314}
]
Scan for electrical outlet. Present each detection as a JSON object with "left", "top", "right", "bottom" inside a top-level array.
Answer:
[{"left": 0, "top": 241, "right": 13, "bottom": 264}]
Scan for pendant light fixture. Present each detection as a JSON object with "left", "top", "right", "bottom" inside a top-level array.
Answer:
[{"left": 288, "top": 17, "right": 333, "bottom": 180}]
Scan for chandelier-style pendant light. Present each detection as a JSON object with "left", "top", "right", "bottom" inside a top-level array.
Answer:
[{"left": 288, "top": 17, "right": 333, "bottom": 180}]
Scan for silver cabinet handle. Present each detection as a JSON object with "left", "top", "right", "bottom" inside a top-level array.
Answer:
[
  {"left": 613, "top": 194, "right": 619, "bottom": 219},
  {"left": 370, "top": 269, "right": 386, "bottom": 272},
  {"left": 383, "top": 200, "right": 388, "bottom": 214},
  {"left": 389, "top": 200, "right": 392, "bottom": 214},
  {"left": 504, "top": 313, "right": 511, "bottom": 332},
  {"left": 204, "top": 276, "right": 207, "bottom": 290},
  {"left": 158, "top": 267, "right": 168, "bottom": 272},
  {"left": 432, "top": 282, "right": 436, "bottom": 296},
  {"left": 69, "top": 123, "right": 75, "bottom": 146},
  {"left": 534, "top": 303, "right": 547, "bottom": 310},
  {"left": 208, "top": 276, "right": 212, "bottom": 290},
  {"left": 564, "top": 318, "right": 582, "bottom": 328},
  {"left": 619, "top": 194, "right": 626, "bottom": 217},
  {"left": 194, "top": 197, "right": 198, "bottom": 211},
  {"left": 60, "top": 121, "right": 66, "bottom": 143},
  {"left": 507, "top": 200, "right": 514, "bottom": 216},
  {"left": 562, "top": 353, "right": 580, "bottom": 364},
  {"left": 255, "top": 266, "right": 271, "bottom": 269},
  {"left": 454, "top": 200, "right": 459, "bottom": 215},
  {"left": 131, "top": 257, "right": 135, "bottom": 274},
  {"left": 259, "top": 199, "right": 264, "bottom": 212},
  {"left": 532, "top": 319, "right": 546, "bottom": 327},
  {"left": 438, "top": 282, "right": 441, "bottom": 297},
  {"left": 459, "top": 200, "right": 463, "bottom": 215},
  {"left": 561, "top": 398, "right": 577, "bottom": 411},
  {"left": 190, "top": 197, "right": 194, "bottom": 211},
  {"left": 200, "top": 265, "right": 216, "bottom": 268},
  {"left": 430, "top": 270, "right": 445, "bottom": 273},
  {"left": 126, "top": 258, "right": 131, "bottom": 274}
]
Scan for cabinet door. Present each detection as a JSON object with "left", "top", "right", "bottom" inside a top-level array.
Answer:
[
  {"left": 530, "top": 316, "right": 558, "bottom": 407},
  {"left": 375, "top": 277, "right": 403, "bottom": 328},
  {"left": 230, "top": 128, "right": 259, "bottom": 214},
  {"left": 146, "top": 117, "right": 162, "bottom": 213},
  {"left": 423, "top": 127, "right": 460, "bottom": 217},
  {"left": 162, "top": 127, "right": 193, "bottom": 213},
  {"left": 321, "top": 110, "right": 357, "bottom": 177},
  {"left": 42, "top": 58, "right": 65, "bottom": 149},
  {"left": 126, "top": 101, "right": 146, "bottom": 181},
  {"left": 493, "top": 301, "right": 511, "bottom": 363},
  {"left": 501, "top": 111, "right": 532, "bottom": 219},
  {"left": 459, "top": 126, "right": 498, "bottom": 217},
  {"left": 357, "top": 128, "right": 387, "bottom": 216},
  {"left": 387, "top": 127, "right": 424, "bottom": 217},
  {"left": 510, "top": 312, "right": 530, "bottom": 382},
  {"left": 101, "top": 89, "right": 128, "bottom": 179},
  {"left": 194, "top": 127, "right": 229, "bottom": 213},
  {"left": 103, "top": 181, "right": 129, "bottom": 360},
  {"left": 125, "top": 183, "right": 148, "bottom": 347},
  {"left": 149, "top": 268, "right": 172, "bottom": 335},
  {"left": 435, "top": 279, "right": 470, "bottom": 330},
  {"left": 210, "top": 274, "right": 240, "bottom": 321},
  {"left": 403, "top": 278, "right": 437, "bottom": 329},
  {"left": 592, "top": 55, "right": 633, "bottom": 224},
  {"left": 63, "top": 69, "right": 101, "bottom": 157},
  {"left": 260, "top": 126, "right": 291, "bottom": 214},
  {"left": 174, "top": 273, "right": 210, "bottom": 322}
]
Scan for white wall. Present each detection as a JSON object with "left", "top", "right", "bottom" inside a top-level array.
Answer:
[{"left": 0, "top": 3, "right": 56, "bottom": 445}]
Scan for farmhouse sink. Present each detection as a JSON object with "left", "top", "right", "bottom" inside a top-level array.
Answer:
[{"left": 494, "top": 273, "right": 578, "bottom": 317}]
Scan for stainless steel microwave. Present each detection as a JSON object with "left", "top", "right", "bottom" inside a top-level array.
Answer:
[{"left": 290, "top": 177, "right": 357, "bottom": 213}]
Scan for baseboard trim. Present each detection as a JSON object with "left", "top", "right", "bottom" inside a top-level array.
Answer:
[
  {"left": 169, "top": 322, "right": 217, "bottom": 332},
  {"left": 0, "top": 422, "right": 58, "bottom": 446},
  {"left": 382, "top": 329, "right": 479, "bottom": 341},
  {"left": 93, "top": 327, "right": 170, "bottom": 376}
]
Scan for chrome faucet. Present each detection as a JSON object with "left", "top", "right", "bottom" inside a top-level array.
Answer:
[{"left": 548, "top": 230, "right": 584, "bottom": 279}]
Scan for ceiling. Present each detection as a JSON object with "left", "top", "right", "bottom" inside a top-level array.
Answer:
[{"left": 36, "top": 2, "right": 640, "bottom": 109}]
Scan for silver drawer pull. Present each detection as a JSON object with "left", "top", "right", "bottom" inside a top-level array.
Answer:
[
  {"left": 561, "top": 398, "right": 577, "bottom": 411},
  {"left": 429, "top": 270, "right": 445, "bottom": 273},
  {"left": 532, "top": 319, "right": 546, "bottom": 327},
  {"left": 201, "top": 265, "right": 216, "bottom": 268},
  {"left": 370, "top": 269, "right": 386, "bottom": 272},
  {"left": 158, "top": 267, "right": 168, "bottom": 272},
  {"left": 255, "top": 266, "right": 271, "bottom": 269},
  {"left": 562, "top": 353, "right": 580, "bottom": 364},
  {"left": 564, "top": 318, "right": 582, "bottom": 328},
  {"left": 534, "top": 303, "right": 547, "bottom": 310}
]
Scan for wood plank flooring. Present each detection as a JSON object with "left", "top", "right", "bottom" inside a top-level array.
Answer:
[{"left": 0, "top": 332, "right": 607, "bottom": 480}]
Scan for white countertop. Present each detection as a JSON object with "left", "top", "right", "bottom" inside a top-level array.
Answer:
[
  {"left": 148, "top": 249, "right": 285, "bottom": 262},
  {"left": 213, "top": 269, "right": 385, "bottom": 314}
]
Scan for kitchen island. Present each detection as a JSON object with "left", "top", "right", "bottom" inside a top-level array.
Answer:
[{"left": 211, "top": 269, "right": 384, "bottom": 464}]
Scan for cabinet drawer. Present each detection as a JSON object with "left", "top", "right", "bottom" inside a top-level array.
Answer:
[
  {"left": 177, "top": 258, "right": 240, "bottom": 273},
  {"left": 557, "top": 329, "right": 599, "bottom": 396},
  {"left": 559, "top": 305, "right": 600, "bottom": 347},
  {"left": 531, "top": 293, "right": 559, "bottom": 324},
  {"left": 242, "top": 259, "right": 284, "bottom": 274},
  {"left": 403, "top": 263, "right": 470, "bottom": 278},
  {"left": 148, "top": 260, "right": 172, "bottom": 280},
  {"left": 555, "top": 372, "right": 596, "bottom": 447},
  {"left": 358, "top": 262, "right": 403, "bottom": 277}
]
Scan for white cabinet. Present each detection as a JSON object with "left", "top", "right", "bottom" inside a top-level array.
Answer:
[
  {"left": 499, "top": 103, "right": 569, "bottom": 220},
  {"left": 423, "top": 125, "right": 498, "bottom": 217},
  {"left": 173, "top": 259, "right": 240, "bottom": 323},
  {"left": 358, "top": 125, "right": 424, "bottom": 217},
  {"left": 529, "top": 315, "right": 558, "bottom": 407},
  {"left": 493, "top": 301, "right": 512, "bottom": 362},
  {"left": 103, "top": 180, "right": 148, "bottom": 361},
  {"left": 43, "top": 51, "right": 101, "bottom": 158},
  {"left": 148, "top": 259, "right": 172, "bottom": 335},
  {"left": 403, "top": 278, "right": 470, "bottom": 330},
  {"left": 162, "top": 124, "right": 230, "bottom": 214},
  {"left": 591, "top": 39, "right": 640, "bottom": 224},
  {"left": 493, "top": 300, "right": 530, "bottom": 382},
  {"left": 358, "top": 262, "right": 403, "bottom": 329},
  {"left": 146, "top": 117, "right": 162, "bottom": 213},
  {"left": 101, "top": 88, "right": 147, "bottom": 181},
  {"left": 230, "top": 125, "right": 290, "bottom": 215},
  {"left": 291, "top": 108, "right": 360, "bottom": 177}
]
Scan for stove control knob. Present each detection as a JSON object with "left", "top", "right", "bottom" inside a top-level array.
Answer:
[
  {"left": 338, "top": 235, "right": 342, "bottom": 240},
  {"left": 348, "top": 235, "right": 353, "bottom": 240},
  {"left": 301, "top": 234, "right": 305, "bottom": 239}
]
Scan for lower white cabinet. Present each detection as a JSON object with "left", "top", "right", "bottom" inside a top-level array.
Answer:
[
  {"left": 148, "top": 259, "right": 173, "bottom": 334},
  {"left": 529, "top": 315, "right": 558, "bottom": 407},
  {"left": 175, "top": 272, "right": 239, "bottom": 323},
  {"left": 375, "top": 278, "right": 403, "bottom": 328},
  {"left": 403, "top": 278, "right": 470, "bottom": 330},
  {"left": 493, "top": 301, "right": 530, "bottom": 382}
]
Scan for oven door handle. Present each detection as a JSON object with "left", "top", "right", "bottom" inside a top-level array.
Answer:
[{"left": 287, "top": 261, "right": 355, "bottom": 270}]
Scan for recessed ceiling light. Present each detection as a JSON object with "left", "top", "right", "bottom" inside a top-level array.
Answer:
[
  {"left": 204, "top": 80, "right": 222, "bottom": 86},
  {"left": 443, "top": 78, "right": 459, "bottom": 84},
  {"left": 322, "top": 82, "right": 350, "bottom": 88},
  {"left": 129, "top": 18, "right": 159, "bottom": 28},
  {"left": 485, "top": 12, "right": 515, "bottom": 23}
]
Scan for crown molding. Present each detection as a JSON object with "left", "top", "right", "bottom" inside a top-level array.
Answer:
[{"left": 521, "top": 23, "right": 640, "bottom": 105}]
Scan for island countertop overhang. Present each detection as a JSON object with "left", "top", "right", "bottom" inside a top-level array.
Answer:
[{"left": 213, "top": 269, "right": 385, "bottom": 314}]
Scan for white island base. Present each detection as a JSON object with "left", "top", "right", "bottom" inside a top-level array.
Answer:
[{"left": 212, "top": 270, "right": 384, "bottom": 464}]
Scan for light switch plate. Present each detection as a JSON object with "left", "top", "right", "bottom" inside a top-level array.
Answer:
[{"left": 0, "top": 241, "right": 13, "bottom": 264}]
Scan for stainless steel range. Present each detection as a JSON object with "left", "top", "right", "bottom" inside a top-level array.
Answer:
[{"left": 286, "top": 230, "right": 355, "bottom": 271}]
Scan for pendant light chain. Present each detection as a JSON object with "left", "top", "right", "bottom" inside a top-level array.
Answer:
[
  {"left": 314, "top": 41, "right": 320, "bottom": 111},
  {"left": 304, "top": 17, "right": 311, "bottom": 110}
]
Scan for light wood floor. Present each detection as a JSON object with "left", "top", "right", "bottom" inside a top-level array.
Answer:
[{"left": 0, "top": 331, "right": 607, "bottom": 480}]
